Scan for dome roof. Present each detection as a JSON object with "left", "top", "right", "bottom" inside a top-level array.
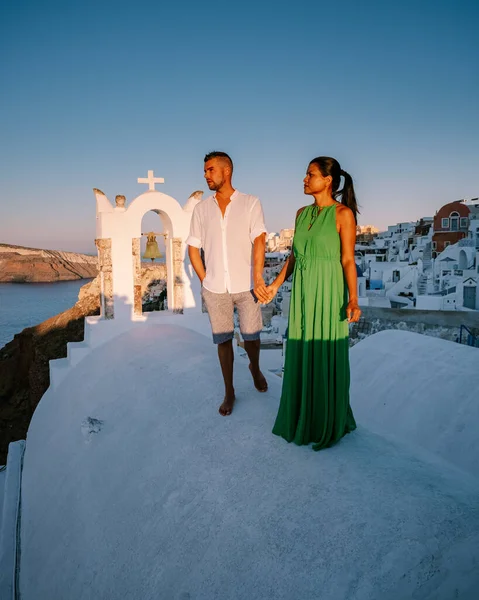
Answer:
[{"left": 18, "top": 325, "right": 479, "bottom": 599}]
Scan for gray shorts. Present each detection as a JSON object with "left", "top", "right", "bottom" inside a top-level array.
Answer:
[{"left": 202, "top": 287, "right": 263, "bottom": 344}]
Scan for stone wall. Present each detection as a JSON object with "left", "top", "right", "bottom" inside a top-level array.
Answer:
[
  {"left": 171, "top": 238, "right": 184, "bottom": 314},
  {"left": 95, "top": 238, "right": 114, "bottom": 319},
  {"left": 132, "top": 238, "right": 142, "bottom": 316},
  {"left": 350, "top": 306, "right": 479, "bottom": 346}
]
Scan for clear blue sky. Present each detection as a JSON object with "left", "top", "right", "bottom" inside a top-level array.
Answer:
[{"left": 1, "top": 0, "right": 478, "bottom": 253}]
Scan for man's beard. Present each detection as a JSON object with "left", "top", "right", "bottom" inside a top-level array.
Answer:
[{"left": 208, "top": 180, "right": 222, "bottom": 191}]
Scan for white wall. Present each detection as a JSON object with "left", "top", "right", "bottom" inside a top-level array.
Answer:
[
  {"left": 416, "top": 295, "right": 443, "bottom": 310},
  {"left": 366, "top": 261, "right": 410, "bottom": 290},
  {"left": 385, "top": 266, "right": 417, "bottom": 298},
  {"left": 357, "top": 276, "right": 366, "bottom": 298}
]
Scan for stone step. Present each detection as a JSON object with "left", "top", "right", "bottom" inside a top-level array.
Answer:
[
  {"left": 417, "top": 274, "right": 428, "bottom": 295},
  {"left": 83, "top": 316, "right": 144, "bottom": 349},
  {"left": 67, "top": 341, "right": 91, "bottom": 368},
  {"left": 49, "top": 358, "right": 71, "bottom": 390}
]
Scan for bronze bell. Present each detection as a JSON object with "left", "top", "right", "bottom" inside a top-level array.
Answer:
[{"left": 143, "top": 232, "right": 162, "bottom": 262}]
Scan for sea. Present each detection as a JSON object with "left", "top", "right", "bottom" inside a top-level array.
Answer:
[{"left": 0, "top": 280, "right": 91, "bottom": 349}]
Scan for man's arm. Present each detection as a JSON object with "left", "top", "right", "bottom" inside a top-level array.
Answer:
[
  {"left": 250, "top": 198, "right": 269, "bottom": 303},
  {"left": 253, "top": 233, "right": 269, "bottom": 303},
  {"left": 186, "top": 205, "right": 205, "bottom": 283},
  {"left": 188, "top": 246, "right": 206, "bottom": 283}
]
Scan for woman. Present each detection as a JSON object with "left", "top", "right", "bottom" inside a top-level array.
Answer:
[{"left": 268, "top": 157, "right": 361, "bottom": 451}]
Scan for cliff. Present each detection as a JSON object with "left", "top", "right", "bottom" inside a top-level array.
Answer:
[{"left": 0, "top": 243, "right": 98, "bottom": 283}]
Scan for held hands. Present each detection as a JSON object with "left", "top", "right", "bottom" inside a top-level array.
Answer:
[
  {"left": 265, "top": 282, "right": 280, "bottom": 304},
  {"left": 346, "top": 300, "right": 361, "bottom": 323},
  {"left": 253, "top": 276, "right": 271, "bottom": 304},
  {"left": 254, "top": 277, "right": 280, "bottom": 304}
]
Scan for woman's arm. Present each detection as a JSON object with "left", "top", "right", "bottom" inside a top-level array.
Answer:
[
  {"left": 338, "top": 207, "right": 361, "bottom": 323},
  {"left": 266, "top": 207, "right": 304, "bottom": 300},
  {"left": 269, "top": 253, "right": 296, "bottom": 295}
]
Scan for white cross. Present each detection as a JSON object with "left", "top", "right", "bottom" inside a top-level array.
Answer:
[{"left": 137, "top": 170, "right": 165, "bottom": 191}]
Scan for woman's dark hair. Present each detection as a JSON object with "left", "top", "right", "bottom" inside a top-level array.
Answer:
[{"left": 309, "top": 156, "right": 359, "bottom": 223}]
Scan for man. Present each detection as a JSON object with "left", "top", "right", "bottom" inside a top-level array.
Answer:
[{"left": 187, "top": 151, "right": 270, "bottom": 416}]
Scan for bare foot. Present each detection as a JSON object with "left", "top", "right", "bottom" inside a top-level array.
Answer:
[
  {"left": 219, "top": 393, "right": 235, "bottom": 416},
  {"left": 249, "top": 364, "right": 268, "bottom": 393}
]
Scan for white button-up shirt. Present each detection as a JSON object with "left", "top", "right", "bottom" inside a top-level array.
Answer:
[{"left": 186, "top": 190, "right": 267, "bottom": 294}]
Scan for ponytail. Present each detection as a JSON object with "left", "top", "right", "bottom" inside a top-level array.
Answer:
[{"left": 336, "top": 169, "right": 359, "bottom": 224}]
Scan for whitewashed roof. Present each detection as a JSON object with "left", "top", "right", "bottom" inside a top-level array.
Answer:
[{"left": 18, "top": 326, "right": 479, "bottom": 599}]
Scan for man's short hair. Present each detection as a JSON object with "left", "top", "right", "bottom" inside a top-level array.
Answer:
[{"left": 204, "top": 151, "right": 233, "bottom": 172}]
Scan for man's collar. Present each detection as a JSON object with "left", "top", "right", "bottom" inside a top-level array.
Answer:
[{"left": 213, "top": 189, "right": 239, "bottom": 204}]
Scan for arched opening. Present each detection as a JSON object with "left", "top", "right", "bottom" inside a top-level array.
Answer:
[
  {"left": 458, "top": 249, "right": 468, "bottom": 270},
  {"left": 125, "top": 189, "right": 195, "bottom": 316},
  {"left": 139, "top": 210, "right": 168, "bottom": 313}
]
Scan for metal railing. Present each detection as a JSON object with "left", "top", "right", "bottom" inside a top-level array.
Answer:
[
  {"left": 349, "top": 317, "right": 373, "bottom": 338},
  {"left": 458, "top": 325, "right": 479, "bottom": 348}
]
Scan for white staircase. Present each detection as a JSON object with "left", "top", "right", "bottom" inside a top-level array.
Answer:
[
  {"left": 49, "top": 313, "right": 156, "bottom": 390},
  {"left": 422, "top": 241, "right": 432, "bottom": 270},
  {"left": 49, "top": 316, "right": 137, "bottom": 390},
  {"left": 48, "top": 311, "right": 210, "bottom": 391},
  {"left": 417, "top": 274, "right": 428, "bottom": 295},
  {"left": 416, "top": 242, "right": 433, "bottom": 296}
]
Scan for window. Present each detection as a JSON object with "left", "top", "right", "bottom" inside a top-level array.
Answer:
[
  {"left": 432, "top": 241, "right": 437, "bottom": 249},
  {"left": 449, "top": 212, "right": 459, "bottom": 231},
  {"left": 460, "top": 217, "right": 468, "bottom": 228},
  {"left": 444, "top": 241, "right": 451, "bottom": 248},
  {"left": 441, "top": 218, "right": 449, "bottom": 228}
]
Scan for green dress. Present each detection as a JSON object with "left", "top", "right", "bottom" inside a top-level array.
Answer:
[{"left": 272, "top": 204, "right": 356, "bottom": 451}]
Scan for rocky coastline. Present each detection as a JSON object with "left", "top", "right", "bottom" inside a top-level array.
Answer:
[{"left": 0, "top": 243, "right": 98, "bottom": 283}]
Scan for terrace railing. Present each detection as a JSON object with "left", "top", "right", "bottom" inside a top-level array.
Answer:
[{"left": 458, "top": 324, "right": 479, "bottom": 348}]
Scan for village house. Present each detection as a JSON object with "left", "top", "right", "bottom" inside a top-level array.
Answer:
[{"left": 432, "top": 200, "right": 470, "bottom": 255}]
